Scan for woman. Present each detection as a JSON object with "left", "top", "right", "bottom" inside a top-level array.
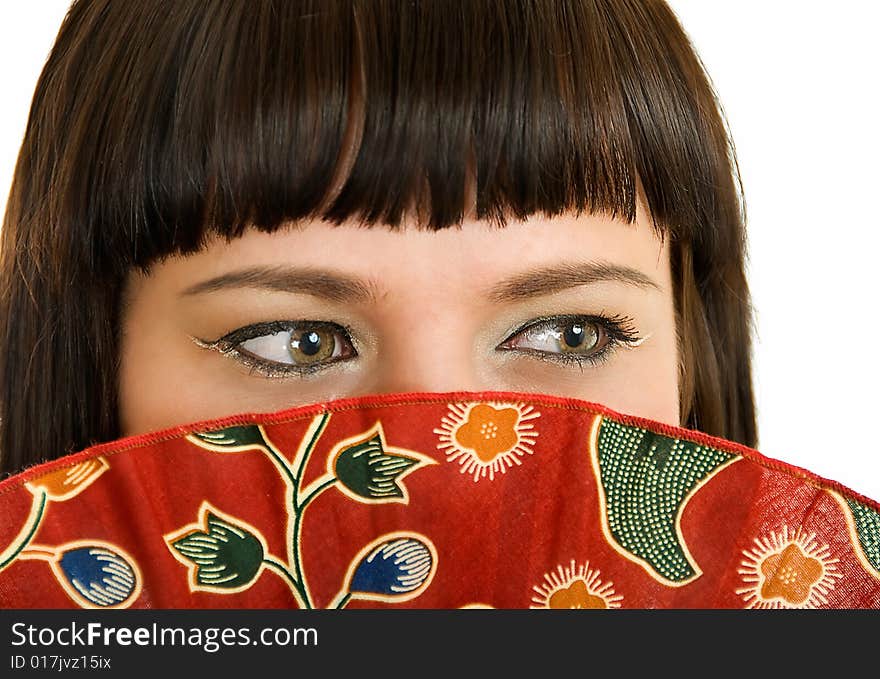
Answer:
[
  {"left": 4, "top": 0, "right": 880, "bottom": 614},
  {"left": 0, "top": 0, "right": 754, "bottom": 475}
]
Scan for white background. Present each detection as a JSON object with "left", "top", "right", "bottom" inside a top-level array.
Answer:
[{"left": 1, "top": 2, "right": 878, "bottom": 499}]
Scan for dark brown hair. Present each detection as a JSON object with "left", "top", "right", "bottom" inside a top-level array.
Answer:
[{"left": 0, "top": 0, "right": 756, "bottom": 475}]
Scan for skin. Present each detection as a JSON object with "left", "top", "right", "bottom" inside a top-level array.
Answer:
[{"left": 118, "top": 203, "right": 680, "bottom": 437}]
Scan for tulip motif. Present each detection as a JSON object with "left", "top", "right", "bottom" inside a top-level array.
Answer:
[
  {"left": 187, "top": 425, "right": 271, "bottom": 453},
  {"left": 167, "top": 505, "right": 267, "bottom": 592},
  {"left": 26, "top": 457, "right": 109, "bottom": 502},
  {"left": 331, "top": 423, "right": 434, "bottom": 503}
]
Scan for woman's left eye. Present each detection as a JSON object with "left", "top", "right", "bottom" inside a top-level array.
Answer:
[{"left": 497, "top": 314, "right": 643, "bottom": 367}]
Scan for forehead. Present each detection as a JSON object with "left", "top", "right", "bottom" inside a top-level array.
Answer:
[{"left": 135, "top": 206, "right": 671, "bottom": 304}]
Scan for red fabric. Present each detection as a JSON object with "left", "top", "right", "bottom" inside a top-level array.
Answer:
[{"left": 0, "top": 391, "right": 878, "bottom": 609}]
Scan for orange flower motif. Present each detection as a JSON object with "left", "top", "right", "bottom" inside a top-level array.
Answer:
[
  {"left": 26, "top": 457, "right": 110, "bottom": 502},
  {"left": 759, "top": 543, "right": 823, "bottom": 605},
  {"left": 737, "top": 527, "right": 841, "bottom": 609},
  {"left": 454, "top": 404, "right": 520, "bottom": 462},
  {"left": 531, "top": 560, "right": 622, "bottom": 609},
  {"left": 548, "top": 579, "right": 608, "bottom": 609},
  {"left": 434, "top": 402, "right": 540, "bottom": 481}
]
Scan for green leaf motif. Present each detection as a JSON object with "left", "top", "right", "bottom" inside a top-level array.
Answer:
[
  {"left": 335, "top": 434, "right": 419, "bottom": 500},
  {"left": 845, "top": 497, "right": 880, "bottom": 575},
  {"left": 188, "top": 425, "right": 268, "bottom": 452},
  {"left": 596, "top": 419, "right": 736, "bottom": 584},
  {"left": 171, "top": 513, "right": 264, "bottom": 589}
]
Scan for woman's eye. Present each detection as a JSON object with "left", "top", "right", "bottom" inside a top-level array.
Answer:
[
  {"left": 502, "top": 319, "right": 604, "bottom": 356},
  {"left": 199, "top": 321, "right": 356, "bottom": 377},
  {"left": 237, "top": 326, "right": 348, "bottom": 366},
  {"left": 498, "top": 314, "right": 642, "bottom": 367}
]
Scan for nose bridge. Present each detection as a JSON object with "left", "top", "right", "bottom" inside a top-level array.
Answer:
[
  {"left": 371, "top": 309, "right": 486, "bottom": 395},
  {"left": 363, "top": 233, "right": 492, "bottom": 395}
]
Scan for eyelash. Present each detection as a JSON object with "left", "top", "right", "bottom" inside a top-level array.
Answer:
[
  {"left": 498, "top": 313, "right": 644, "bottom": 370},
  {"left": 195, "top": 313, "right": 643, "bottom": 379},
  {"left": 194, "top": 320, "right": 357, "bottom": 379}
]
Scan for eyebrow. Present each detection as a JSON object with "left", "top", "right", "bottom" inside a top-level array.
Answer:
[
  {"left": 179, "top": 266, "right": 377, "bottom": 304},
  {"left": 179, "top": 260, "right": 659, "bottom": 305},
  {"left": 487, "top": 261, "right": 661, "bottom": 303}
]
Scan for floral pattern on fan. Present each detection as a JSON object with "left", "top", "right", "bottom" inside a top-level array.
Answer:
[
  {"left": 434, "top": 402, "right": 540, "bottom": 481},
  {"left": 737, "top": 526, "right": 842, "bottom": 609},
  {"left": 173, "top": 412, "right": 437, "bottom": 608},
  {"left": 0, "top": 457, "right": 141, "bottom": 608},
  {"left": 0, "top": 393, "right": 877, "bottom": 609}
]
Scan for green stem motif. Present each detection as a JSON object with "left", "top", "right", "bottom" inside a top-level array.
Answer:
[
  {"left": 290, "top": 506, "right": 313, "bottom": 609},
  {"left": 286, "top": 412, "right": 332, "bottom": 610},
  {"left": 298, "top": 477, "right": 337, "bottom": 512},
  {"left": 289, "top": 477, "right": 338, "bottom": 610},
  {"left": 293, "top": 412, "right": 330, "bottom": 492},
  {"left": 332, "top": 592, "right": 352, "bottom": 610},
  {"left": 0, "top": 490, "right": 48, "bottom": 572},
  {"left": 262, "top": 557, "right": 307, "bottom": 609},
  {"left": 261, "top": 444, "right": 298, "bottom": 491}
]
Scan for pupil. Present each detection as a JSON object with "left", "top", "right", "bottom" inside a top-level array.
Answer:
[
  {"left": 297, "top": 331, "right": 322, "bottom": 356},
  {"left": 563, "top": 324, "right": 585, "bottom": 348}
]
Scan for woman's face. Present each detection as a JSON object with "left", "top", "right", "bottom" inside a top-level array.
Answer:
[{"left": 118, "top": 204, "right": 680, "bottom": 436}]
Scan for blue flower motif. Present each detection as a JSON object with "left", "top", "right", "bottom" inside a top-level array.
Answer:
[
  {"left": 349, "top": 535, "right": 436, "bottom": 600},
  {"left": 57, "top": 546, "right": 138, "bottom": 607}
]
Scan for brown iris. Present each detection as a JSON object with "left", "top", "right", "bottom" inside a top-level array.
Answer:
[
  {"left": 559, "top": 322, "right": 599, "bottom": 353},
  {"left": 289, "top": 328, "right": 335, "bottom": 364}
]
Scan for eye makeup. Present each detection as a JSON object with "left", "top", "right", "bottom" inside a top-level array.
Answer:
[
  {"left": 191, "top": 320, "right": 358, "bottom": 379},
  {"left": 191, "top": 311, "right": 649, "bottom": 382},
  {"left": 497, "top": 312, "right": 649, "bottom": 369}
]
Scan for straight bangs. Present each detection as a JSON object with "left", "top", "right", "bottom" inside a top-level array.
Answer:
[{"left": 15, "top": 0, "right": 737, "bottom": 285}]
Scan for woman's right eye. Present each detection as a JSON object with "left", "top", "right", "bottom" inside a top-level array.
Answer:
[{"left": 195, "top": 321, "right": 357, "bottom": 377}]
